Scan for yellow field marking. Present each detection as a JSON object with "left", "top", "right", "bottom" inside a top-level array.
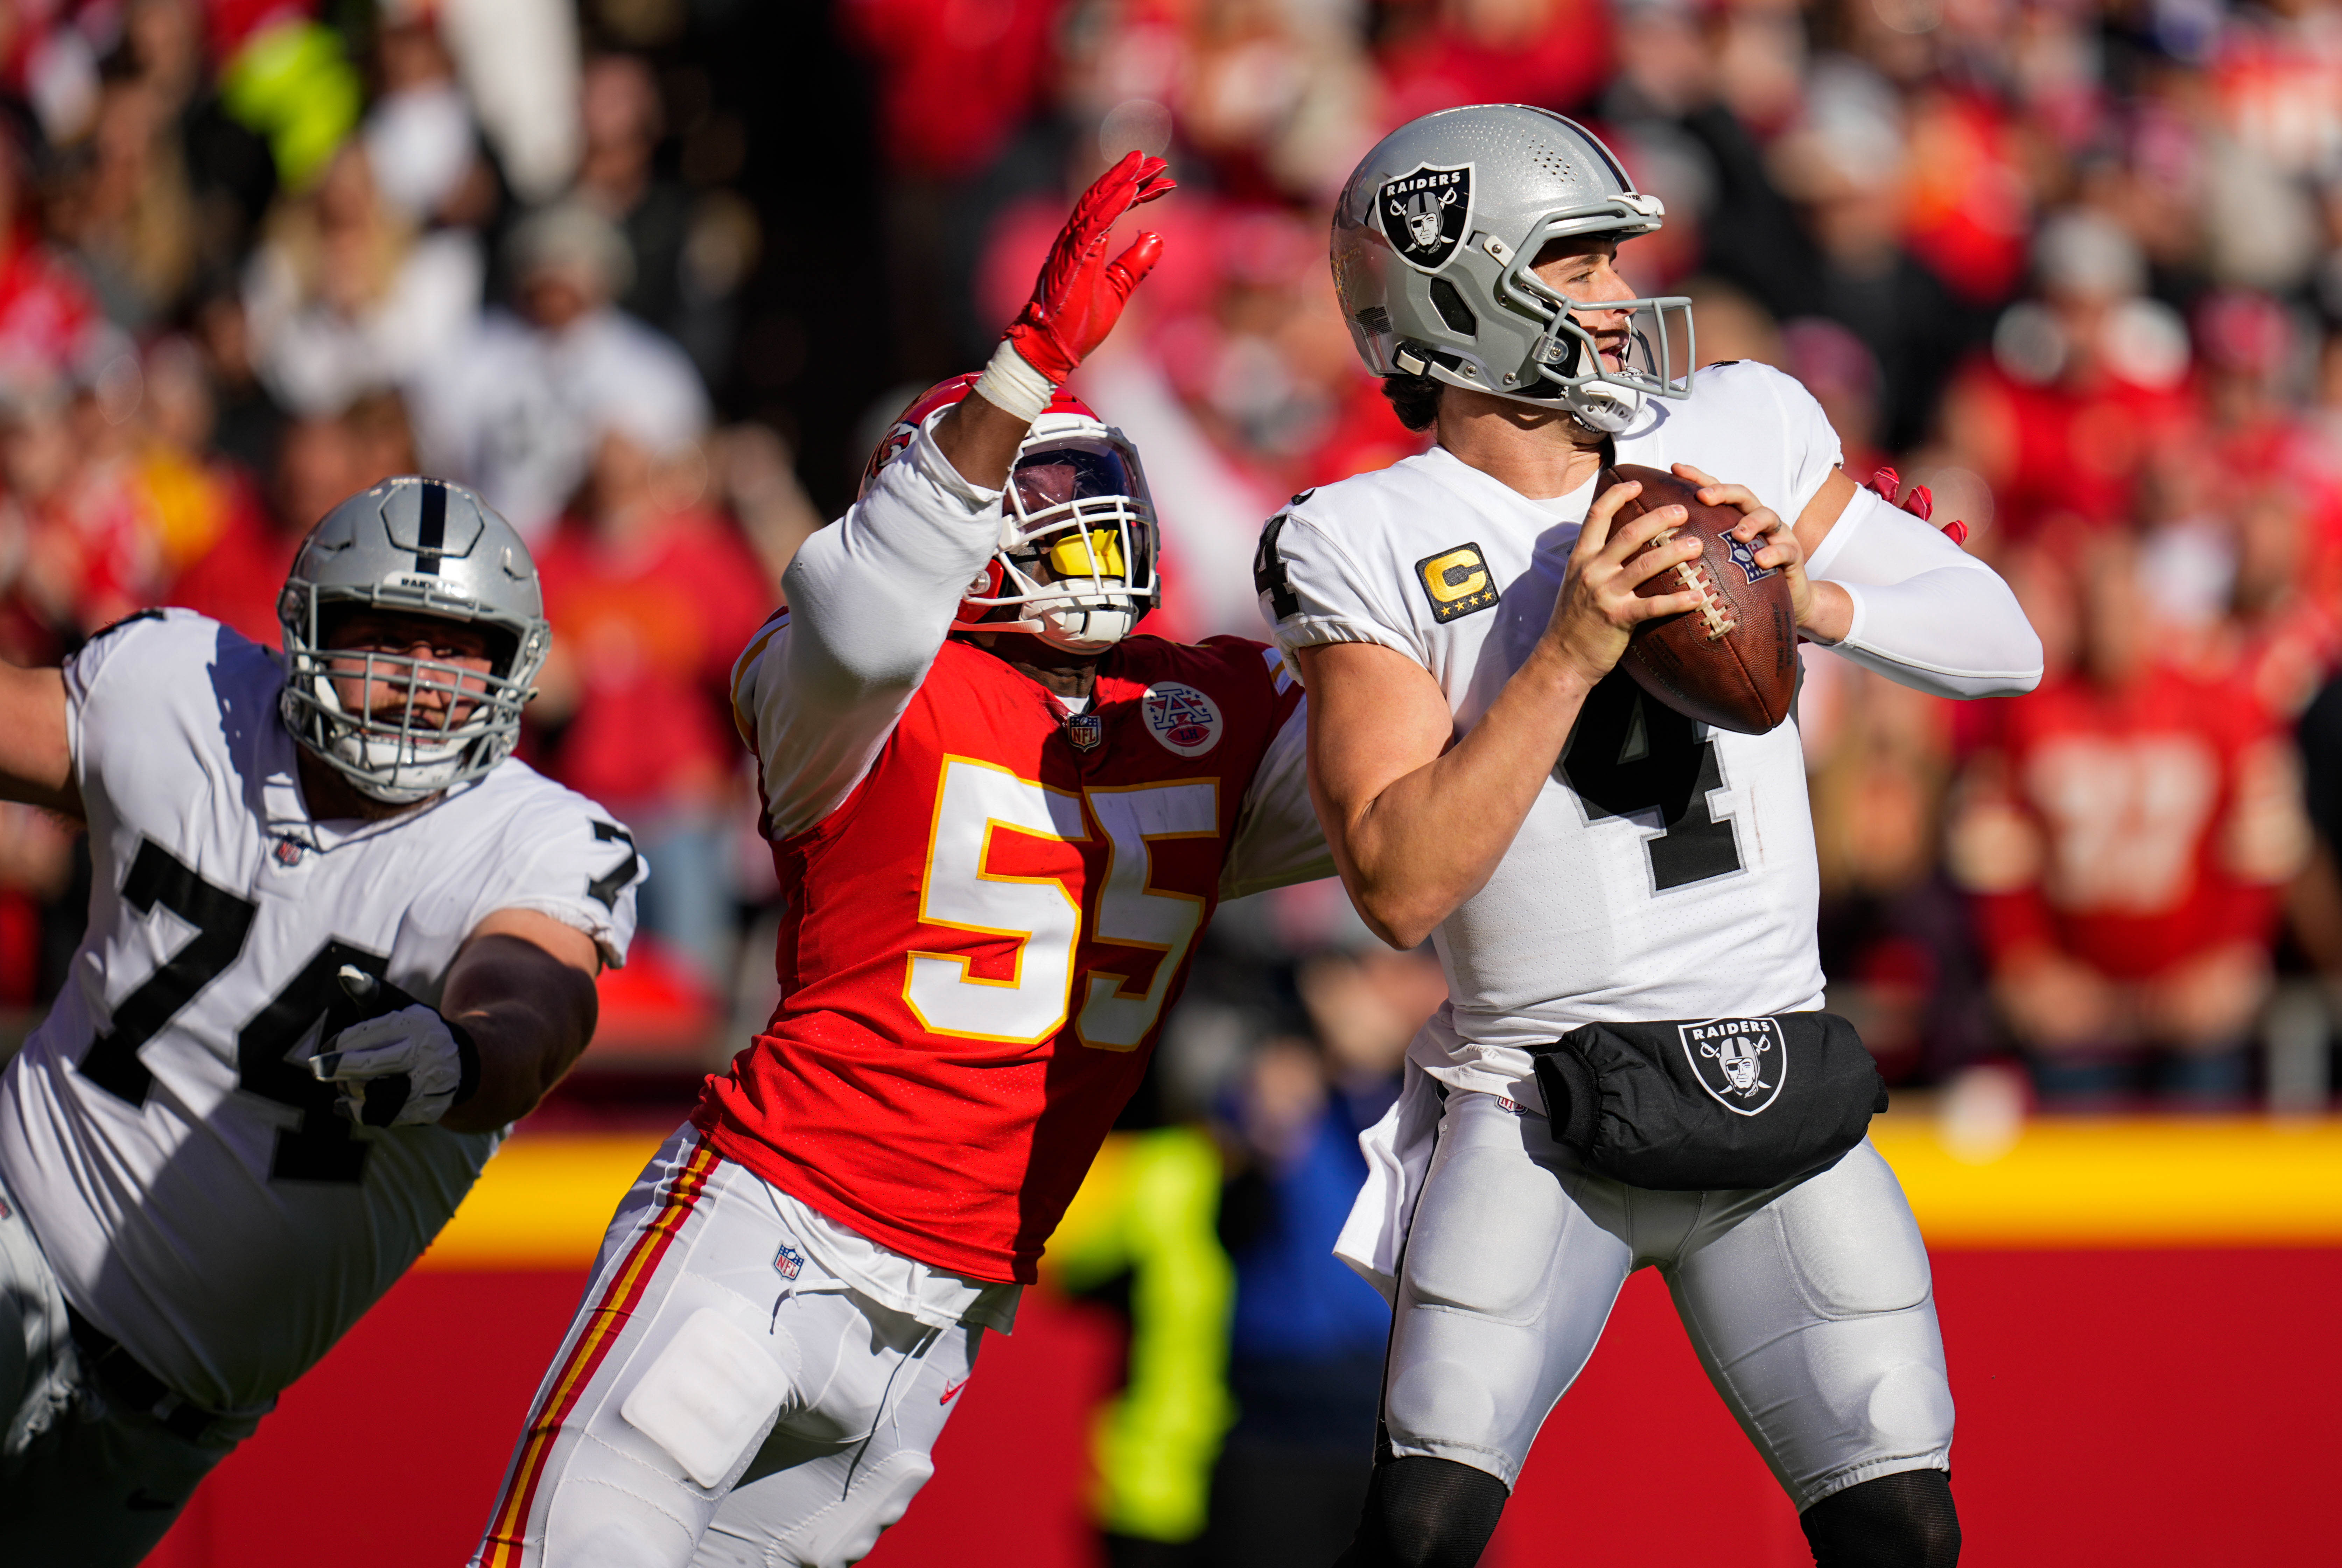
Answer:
[
  {"left": 420, "top": 1116, "right": 2342, "bottom": 1271},
  {"left": 417, "top": 1132, "right": 667, "bottom": 1270},
  {"left": 1872, "top": 1116, "right": 2342, "bottom": 1247}
]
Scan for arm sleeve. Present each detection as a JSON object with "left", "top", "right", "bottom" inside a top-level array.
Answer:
[
  {"left": 738, "top": 416, "right": 1005, "bottom": 839},
  {"left": 1221, "top": 677, "right": 1334, "bottom": 900},
  {"left": 1255, "top": 511, "right": 1424, "bottom": 681},
  {"left": 1802, "top": 484, "right": 2044, "bottom": 700}
]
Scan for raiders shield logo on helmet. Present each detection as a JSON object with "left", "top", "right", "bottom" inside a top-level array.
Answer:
[
  {"left": 1379, "top": 163, "right": 1472, "bottom": 272},
  {"left": 1679, "top": 1017, "right": 1787, "bottom": 1116}
]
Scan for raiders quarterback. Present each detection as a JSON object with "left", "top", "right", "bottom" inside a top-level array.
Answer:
[
  {"left": 0, "top": 479, "right": 643, "bottom": 1563},
  {"left": 1254, "top": 106, "right": 2043, "bottom": 1565},
  {"left": 472, "top": 152, "right": 1329, "bottom": 1568}
]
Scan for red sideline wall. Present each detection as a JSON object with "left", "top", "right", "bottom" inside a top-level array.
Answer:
[{"left": 147, "top": 1246, "right": 2342, "bottom": 1567}]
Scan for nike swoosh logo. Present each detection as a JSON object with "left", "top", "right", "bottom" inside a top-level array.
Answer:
[{"left": 939, "top": 1375, "right": 971, "bottom": 1406}]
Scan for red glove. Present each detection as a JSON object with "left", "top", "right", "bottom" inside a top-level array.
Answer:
[
  {"left": 1003, "top": 151, "right": 1176, "bottom": 384},
  {"left": 1866, "top": 465, "right": 1968, "bottom": 548}
]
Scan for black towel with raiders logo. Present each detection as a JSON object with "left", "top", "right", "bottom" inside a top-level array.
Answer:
[{"left": 1528, "top": 1012, "right": 1887, "bottom": 1191}]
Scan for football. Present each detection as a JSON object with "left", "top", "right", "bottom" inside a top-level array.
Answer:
[{"left": 1599, "top": 464, "right": 1797, "bottom": 735}]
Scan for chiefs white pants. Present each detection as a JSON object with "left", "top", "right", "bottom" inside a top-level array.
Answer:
[
  {"left": 473, "top": 1130, "right": 984, "bottom": 1568},
  {"left": 1383, "top": 1089, "right": 1954, "bottom": 1508}
]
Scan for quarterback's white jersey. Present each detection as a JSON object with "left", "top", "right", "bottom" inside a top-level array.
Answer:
[
  {"left": 1261, "top": 361, "right": 1841, "bottom": 1105},
  {"left": 0, "top": 611, "right": 643, "bottom": 1412}
]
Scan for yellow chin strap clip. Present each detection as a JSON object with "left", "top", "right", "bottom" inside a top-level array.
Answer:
[{"left": 1044, "top": 528, "right": 1127, "bottom": 582}]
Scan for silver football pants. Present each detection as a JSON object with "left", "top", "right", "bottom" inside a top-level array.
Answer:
[
  {"left": 1383, "top": 1089, "right": 1953, "bottom": 1509},
  {"left": 0, "top": 1167, "right": 262, "bottom": 1566}
]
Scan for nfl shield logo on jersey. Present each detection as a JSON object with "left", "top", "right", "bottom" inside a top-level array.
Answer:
[
  {"left": 1143, "top": 682, "right": 1222, "bottom": 757},
  {"left": 1379, "top": 164, "right": 1472, "bottom": 272},
  {"left": 1680, "top": 1018, "right": 1787, "bottom": 1116},
  {"left": 774, "top": 1244, "right": 804, "bottom": 1281},
  {"left": 1066, "top": 711, "right": 1105, "bottom": 752}
]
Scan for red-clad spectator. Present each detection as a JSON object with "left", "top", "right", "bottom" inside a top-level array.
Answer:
[
  {"left": 1948, "top": 536, "right": 2311, "bottom": 1106},
  {"left": 838, "top": 0, "right": 1062, "bottom": 179},
  {"left": 0, "top": 380, "right": 155, "bottom": 657},
  {"left": 531, "top": 420, "right": 774, "bottom": 988},
  {"left": 1939, "top": 209, "right": 2198, "bottom": 543},
  {"left": 0, "top": 126, "right": 115, "bottom": 387},
  {"left": 1376, "top": 0, "right": 1612, "bottom": 128}
]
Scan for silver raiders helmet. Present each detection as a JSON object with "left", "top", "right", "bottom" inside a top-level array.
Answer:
[
  {"left": 277, "top": 477, "right": 551, "bottom": 805},
  {"left": 1332, "top": 104, "right": 1695, "bottom": 433}
]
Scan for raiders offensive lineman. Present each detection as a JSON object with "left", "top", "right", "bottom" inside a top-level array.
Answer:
[
  {"left": 1254, "top": 107, "right": 2042, "bottom": 1565},
  {"left": 471, "top": 154, "right": 1328, "bottom": 1568},
  {"left": 0, "top": 479, "right": 642, "bottom": 1563}
]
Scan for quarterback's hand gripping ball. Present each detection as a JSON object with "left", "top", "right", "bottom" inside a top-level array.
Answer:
[
  {"left": 1600, "top": 464, "right": 1798, "bottom": 735},
  {"left": 309, "top": 966, "right": 482, "bottom": 1127},
  {"left": 1003, "top": 150, "right": 1175, "bottom": 385}
]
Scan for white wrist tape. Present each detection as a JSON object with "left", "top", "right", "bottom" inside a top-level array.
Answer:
[{"left": 971, "top": 340, "right": 1056, "bottom": 423}]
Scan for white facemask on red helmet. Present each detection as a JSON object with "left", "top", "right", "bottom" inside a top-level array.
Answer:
[{"left": 862, "top": 375, "right": 1161, "bottom": 653}]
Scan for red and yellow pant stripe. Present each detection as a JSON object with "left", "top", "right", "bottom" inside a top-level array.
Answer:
[{"left": 476, "top": 1139, "right": 723, "bottom": 1566}]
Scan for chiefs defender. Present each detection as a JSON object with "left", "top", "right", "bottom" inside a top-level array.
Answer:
[{"left": 474, "top": 154, "right": 1328, "bottom": 1568}]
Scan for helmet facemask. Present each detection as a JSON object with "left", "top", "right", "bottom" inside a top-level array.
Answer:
[
  {"left": 277, "top": 476, "right": 551, "bottom": 807},
  {"left": 955, "top": 428, "right": 1160, "bottom": 653},
  {"left": 1407, "top": 220, "right": 1696, "bottom": 433},
  {"left": 281, "top": 597, "right": 547, "bottom": 805}
]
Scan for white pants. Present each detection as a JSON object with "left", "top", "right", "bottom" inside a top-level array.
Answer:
[
  {"left": 1384, "top": 1090, "right": 1954, "bottom": 1508},
  {"left": 474, "top": 1130, "right": 986, "bottom": 1568},
  {"left": 0, "top": 1169, "right": 261, "bottom": 1566}
]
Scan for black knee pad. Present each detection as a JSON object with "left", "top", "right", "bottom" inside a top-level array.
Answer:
[
  {"left": 1800, "top": 1469, "right": 1960, "bottom": 1568},
  {"left": 1332, "top": 1455, "right": 1508, "bottom": 1568}
]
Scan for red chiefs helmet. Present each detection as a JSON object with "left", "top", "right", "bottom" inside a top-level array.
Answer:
[{"left": 862, "top": 375, "right": 1161, "bottom": 652}]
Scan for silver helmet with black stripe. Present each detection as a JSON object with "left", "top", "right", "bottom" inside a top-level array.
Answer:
[
  {"left": 277, "top": 476, "right": 551, "bottom": 804},
  {"left": 1332, "top": 104, "right": 1696, "bottom": 433}
]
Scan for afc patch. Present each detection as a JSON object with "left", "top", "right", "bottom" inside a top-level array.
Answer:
[
  {"left": 1143, "top": 681, "right": 1222, "bottom": 757},
  {"left": 1065, "top": 711, "right": 1105, "bottom": 752},
  {"left": 774, "top": 1243, "right": 805, "bottom": 1281},
  {"left": 1680, "top": 1018, "right": 1787, "bottom": 1117},
  {"left": 1378, "top": 163, "right": 1473, "bottom": 272},
  {"left": 1416, "top": 543, "right": 1498, "bottom": 623}
]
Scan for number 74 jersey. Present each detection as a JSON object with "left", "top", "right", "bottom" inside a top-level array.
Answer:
[
  {"left": 0, "top": 611, "right": 643, "bottom": 1413},
  {"left": 699, "top": 631, "right": 1317, "bottom": 1284}
]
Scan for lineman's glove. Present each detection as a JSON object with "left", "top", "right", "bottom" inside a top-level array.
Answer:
[{"left": 308, "top": 967, "right": 481, "bottom": 1127}]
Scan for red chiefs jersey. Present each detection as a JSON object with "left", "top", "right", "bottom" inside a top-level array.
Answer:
[
  {"left": 696, "top": 631, "right": 1302, "bottom": 1282},
  {"left": 1954, "top": 663, "right": 2304, "bottom": 980}
]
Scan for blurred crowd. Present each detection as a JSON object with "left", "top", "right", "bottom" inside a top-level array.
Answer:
[{"left": 0, "top": 0, "right": 2334, "bottom": 1561}]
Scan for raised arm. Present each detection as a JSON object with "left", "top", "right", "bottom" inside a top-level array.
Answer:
[
  {"left": 1798, "top": 478, "right": 2044, "bottom": 699},
  {"left": 0, "top": 663, "right": 79, "bottom": 816},
  {"left": 1299, "top": 480, "right": 1702, "bottom": 949},
  {"left": 745, "top": 151, "right": 1174, "bottom": 840}
]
